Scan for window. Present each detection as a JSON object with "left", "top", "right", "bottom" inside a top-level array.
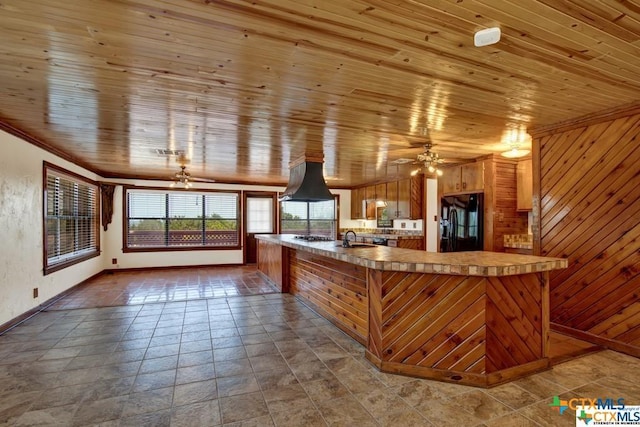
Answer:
[
  {"left": 125, "top": 188, "right": 240, "bottom": 250},
  {"left": 246, "top": 198, "right": 274, "bottom": 233},
  {"left": 280, "top": 198, "right": 337, "bottom": 236},
  {"left": 44, "top": 163, "right": 100, "bottom": 274}
]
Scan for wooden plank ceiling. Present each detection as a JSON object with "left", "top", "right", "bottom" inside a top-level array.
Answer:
[{"left": 1, "top": 0, "right": 639, "bottom": 187}]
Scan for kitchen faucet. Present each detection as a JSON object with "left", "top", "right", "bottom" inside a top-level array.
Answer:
[{"left": 343, "top": 230, "right": 357, "bottom": 248}]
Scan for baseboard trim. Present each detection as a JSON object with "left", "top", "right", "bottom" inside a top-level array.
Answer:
[
  {"left": 551, "top": 323, "right": 640, "bottom": 358},
  {"left": 103, "top": 263, "right": 242, "bottom": 273},
  {"left": 0, "top": 270, "right": 105, "bottom": 335}
]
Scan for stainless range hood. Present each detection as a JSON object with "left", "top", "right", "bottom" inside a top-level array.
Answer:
[{"left": 279, "top": 154, "right": 334, "bottom": 202}]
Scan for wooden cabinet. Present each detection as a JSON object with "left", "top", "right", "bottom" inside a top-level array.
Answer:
[
  {"left": 352, "top": 176, "right": 422, "bottom": 221},
  {"left": 388, "top": 238, "right": 424, "bottom": 250},
  {"left": 376, "top": 183, "right": 386, "bottom": 202},
  {"left": 517, "top": 159, "right": 533, "bottom": 211},
  {"left": 385, "top": 181, "right": 398, "bottom": 219},
  {"left": 350, "top": 187, "right": 365, "bottom": 219},
  {"left": 441, "top": 162, "right": 484, "bottom": 194},
  {"left": 397, "top": 175, "right": 423, "bottom": 219}
]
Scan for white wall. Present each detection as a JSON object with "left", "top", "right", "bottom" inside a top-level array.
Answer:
[
  {"left": 102, "top": 181, "right": 353, "bottom": 270},
  {"left": 0, "top": 130, "right": 104, "bottom": 326},
  {"left": 0, "top": 126, "right": 359, "bottom": 324},
  {"left": 425, "top": 178, "right": 438, "bottom": 252}
]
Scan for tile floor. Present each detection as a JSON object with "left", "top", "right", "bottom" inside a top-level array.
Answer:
[
  {"left": 1, "top": 293, "right": 639, "bottom": 426},
  {"left": 47, "top": 266, "right": 278, "bottom": 310}
]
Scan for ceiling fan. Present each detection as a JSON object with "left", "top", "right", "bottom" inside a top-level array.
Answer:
[
  {"left": 170, "top": 156, "right": 216, "bottom": 188},
  {"left": 413, "top": 143, "right": 445, "bottom": 176}
]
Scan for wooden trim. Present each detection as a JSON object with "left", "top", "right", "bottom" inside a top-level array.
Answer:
[
  {"left": 243, "top": 191, "right": 278, "bottom": 265},
  {"left": 532, "top": 135, "right": 541, "bottom": 256},
  {"left": 103, "top": 263, "right": 243, "bottom": 273},
  {"left": 551, "top": 323, "right": 640, "bottom": 358},
  {"left": 365, "top": 350, "right": 549, "bottom": 388},
  {"left": 529, "top": 101, "right": 640, "bottom": 138},
  {"left": 484, "top": 358, "right": 550, "bottom": 387},
  {"left": 541, "top": 271, "right": 550, "bottom": 358},
  {"left": 0, "top": 270, "right": 105, "bottom": 335},
  {"left": 122, "top": 185, "right": 242, "bottom": 253},
  {"left": 0, "top": 120, "right": 103, "bottom": 176}
]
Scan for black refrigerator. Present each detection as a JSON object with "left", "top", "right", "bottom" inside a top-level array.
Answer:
[{"left": 440, "top": 193, "right": 484, "bottom": 252}]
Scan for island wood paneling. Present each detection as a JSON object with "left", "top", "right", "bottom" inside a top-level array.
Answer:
[
  {"left": 289, "top": 249, "right": 368, "bottom": 343},
  {"left": 534, "top": 111, "right": 640, "bottom": 357},
  {"left": 367, "top": 269, "right": 547, "bottom": 386},
  {"left": 257, "top": 240, "right": 288, "bottom": 292}
]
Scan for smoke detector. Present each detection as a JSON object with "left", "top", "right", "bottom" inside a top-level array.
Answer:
[{"left": 474, "top": 27, "right": 501, "bottom": 47}]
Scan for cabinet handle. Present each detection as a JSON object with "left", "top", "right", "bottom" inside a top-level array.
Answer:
[
  {"left": 456, "top": 183, "right": 460, "bottom": 190},
  {"left": 462, "top": 182, "right": 466, "bottom": 189}
]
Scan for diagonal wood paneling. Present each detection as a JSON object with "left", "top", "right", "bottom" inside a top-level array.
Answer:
[
  {"left": 379, "top": 272, "right": 487, "bottom": 373},
  {"left": 486, "top": 275, "right": 544, "bottom": 371},
  {"left": 373, "top": 271, "right": 546, "bottom": 375},
  {"left": 537, "top": 112, "right": 640, "bottom": 354}
]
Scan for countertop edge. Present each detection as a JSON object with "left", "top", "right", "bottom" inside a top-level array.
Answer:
[{"left": 256, "top": 235, "right": 567, "bottom": 277}]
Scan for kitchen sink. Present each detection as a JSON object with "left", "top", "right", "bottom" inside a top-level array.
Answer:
[{"left": 336, "top": 243, "right": 377, "bottom": 248}]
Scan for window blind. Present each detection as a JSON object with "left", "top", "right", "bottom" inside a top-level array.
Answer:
[
  {"left": 126, "top": 189, "right": 239, "bottom": 249},
  {"left": 44, "top": 165, "right": 99, "bottom": 273}
]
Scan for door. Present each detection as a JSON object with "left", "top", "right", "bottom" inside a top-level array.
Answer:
[{"left": 244, "top": 192, "right": 277, "bottom": 264}]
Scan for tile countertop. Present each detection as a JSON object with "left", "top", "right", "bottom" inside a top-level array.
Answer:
[
  {"left": 256, "top": 234, "right": 567, "bottom": 277},
  {"left": 338, "top": 233, "right": 423, "bottom": 240},
  {"left": 504, "top": 234, "right": 534, "bottom": 249}
]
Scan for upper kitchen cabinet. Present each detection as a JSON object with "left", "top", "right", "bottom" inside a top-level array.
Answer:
[
  {"left": 385, "top": 181, "right": 398, "bottom": 219},
  {"left": 441, "top": 162, "right": 484, "bottom": 194},
  {"left": 517, "top": 158, "right": 533, "bottom": 211},
  {"left": 350, "top": 187, "right": 366, "bottom": 219}
]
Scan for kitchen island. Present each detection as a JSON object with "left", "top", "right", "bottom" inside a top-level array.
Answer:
[{"left": 256, "top": 234, "right": 567, "bottom": 387}]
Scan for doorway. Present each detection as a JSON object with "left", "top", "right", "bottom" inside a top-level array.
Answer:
[{"left": 243, "top": 192, "right": 278, "bottom": 264}]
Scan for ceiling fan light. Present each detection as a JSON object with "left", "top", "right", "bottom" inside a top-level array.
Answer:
[
  {"left": 410, "top": 168, "right": 420, "bottom": 176},
  {"left": 501, "top": 148, "right": 530, "bottom": 158},
  {"left": 436, "top": 169, "right": 443, "bottom": 176},
  {"left": 428, "top": 165, "right": 435, "bottom": 173}
]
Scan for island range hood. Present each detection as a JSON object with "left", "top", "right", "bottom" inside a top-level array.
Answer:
[{"left": 279, "top": 154, "right": 334, "bottom": 202}]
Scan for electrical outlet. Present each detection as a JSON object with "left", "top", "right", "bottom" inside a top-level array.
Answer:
[
  {"left": 112, "top": 258, "right": 118, "bottom": 265},
  {"left": 401, "top": 222, "right": 406, "bottom": 229},
  {"left": 33, "top": 288, "right": 38, "bottom": 298},
  {"left": 413, "top": 223, "right": 417, "bottom": 229}
]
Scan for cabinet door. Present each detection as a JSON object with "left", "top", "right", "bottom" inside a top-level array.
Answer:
[
  {"left": 365, "top": 185, "right": 376, "bottom": 202},
  {"left": 441, "top": 166, "right": 461, "bottom": 194},
  {"left": 350, "top": 187, "right": 364, "bottom": 219},
  {"left": 409, "top": 174, "right": 423, "bottom": 219},
  {"left": 376, "top": 183, "right": 387, "bottom": 202},
  {"left": 385, "top": 181, "right": 398, "bottom": 219},
  {"left": 397, "top": 178, "right": 411, "bottom": 219},
  {"left": 461, "top": 162, "right": 484, "bottom": 192},
  {"left": 517, "top": 159, "right": 533, "bottom": 211}
]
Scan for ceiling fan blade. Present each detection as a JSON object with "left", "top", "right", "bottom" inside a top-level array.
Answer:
[{"left": 190, "top": 177, "right": 217, "bottom": 183}]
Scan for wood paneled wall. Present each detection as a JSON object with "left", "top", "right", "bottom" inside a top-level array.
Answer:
[
  {"left": 289, "top": 249, "right": 368, "bottom": 344},
  {"left": 484, "top": 156, "right": 529, "bottom": 251},
  {"left": 534, "top": 112, "right": 640, "bottom": 356}
]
